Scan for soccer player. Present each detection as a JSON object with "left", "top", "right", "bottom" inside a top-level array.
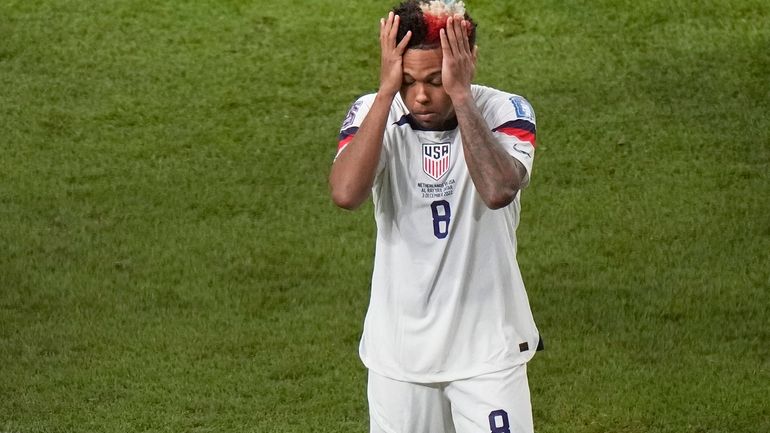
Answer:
[{"left": 329, "top": 1, "right": 542, "bottom": 432}]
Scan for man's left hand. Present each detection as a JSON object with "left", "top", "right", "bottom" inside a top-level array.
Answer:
[{"left": 440, "top": 16, "right": 477, "bottom": 101}]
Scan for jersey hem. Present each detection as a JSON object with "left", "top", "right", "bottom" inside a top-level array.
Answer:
[{"left": 360, "top": 351, "right": 537, "bottom": 384}]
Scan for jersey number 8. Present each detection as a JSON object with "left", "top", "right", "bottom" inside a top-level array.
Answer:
[{"left": 430, "top": 200, "right": 451, "bottom": 239}]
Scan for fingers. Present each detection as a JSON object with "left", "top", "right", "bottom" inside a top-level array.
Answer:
[
  {"left": 380, "top": 12, "right": 401, "bottom": 46},
  {"left": 379, "top": 12, "right": 389, "bottom": 43},
  {"left": 457, "top": 17, "right": 471, "bottom": 53},
  {"left": 382, "top": 12, "right": 410, "bottom": 54},
  {"left": 439, "top": 27, "right": 451, "bottom": 57},
  {"left": 442, "top": 16, "right": 471, "bottom": 56},
  {"left": 396, "top": 30, "right": 412, "bottom": 54},
  {"left": 380, "top": 12, "right": 391, "bottom": 43},
  {"left": 389, "top": 14, "right": 400, "bottom": 43},
  {"left": 380, "top": 12, "right": 388, "bottom": 35},
  {"left": 440, "top": 16, "right": 475, "bottom": 97}
]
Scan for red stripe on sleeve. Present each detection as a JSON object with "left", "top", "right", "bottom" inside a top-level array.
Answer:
[
  {"left": 496, "top": 128, "right": 536, "bottom": 147},
  {"left": 338, "top": 134, "right": 355, "bottom": 150}
]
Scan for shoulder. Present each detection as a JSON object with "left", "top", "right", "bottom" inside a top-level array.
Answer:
[
  {"left": 345, "top": 92, "right": 408, "bottom": 114},
  {"left": 345, "top": 92, "right": 382, "bottom": 115},
  {"left": 472, "top": 85, "right": 536, "bottom": 124},
  {"left": 341, "top": 92, "right": 409, "bottom": 130},
  {"left": 340, "top": 93, "right": 379, "bottom": 132}
]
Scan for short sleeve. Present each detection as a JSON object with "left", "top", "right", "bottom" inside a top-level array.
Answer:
[
  {"left": 334, "top": 94, "right": 387, "bottom": 175},
  {"left": 489, "top": 94, "right": 537, "bottom": 188},
  {"left": 335, "top": 94, "right": 374, "bottom": 159}
]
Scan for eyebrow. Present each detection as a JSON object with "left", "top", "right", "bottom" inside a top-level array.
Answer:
[{"left": 402, "top": 71, "right": 442, "bottom": 81}]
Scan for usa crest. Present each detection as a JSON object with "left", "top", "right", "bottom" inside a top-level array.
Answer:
[{"left": 422, "top": 142, "right": 451, "bottom": 180}]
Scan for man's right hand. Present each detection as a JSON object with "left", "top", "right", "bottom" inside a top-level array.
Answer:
[
  {"left": 329, "top": 13, "right": 411, "bottom": 210},
  {"left": 379, "top": 12, "right": 412, "bottom": 97}
]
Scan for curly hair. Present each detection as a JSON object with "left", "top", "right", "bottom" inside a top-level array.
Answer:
[{"left": 393, "top": 0, "right": 477, "bottom": 49}]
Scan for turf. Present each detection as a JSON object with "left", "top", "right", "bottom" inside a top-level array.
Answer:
[{"left": 1, "top": 0, "right": 768, "bottom": 432}]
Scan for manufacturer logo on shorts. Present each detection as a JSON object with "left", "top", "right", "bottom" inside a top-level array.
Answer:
[{"left": 422, "top": 142, "right": 451, "bottom": 180}]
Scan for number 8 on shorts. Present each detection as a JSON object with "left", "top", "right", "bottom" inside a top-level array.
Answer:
[{"left": 489, "top": 409, "right": 511, "bottom": 433}]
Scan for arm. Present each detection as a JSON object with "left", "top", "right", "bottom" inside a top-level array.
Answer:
[
  {"left": 329, "top": 93, "right": 394, "bottom": 210},
  {"left": 453, "top": 94, "right": 527, "bottom": 209},
  {"left": 329, "top": 12, "right": 412, "bottom": 210},
  {"left": 440, "top": 17, "right": 527, "bottom": 209}
]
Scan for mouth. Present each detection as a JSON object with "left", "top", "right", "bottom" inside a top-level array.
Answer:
[{"left": 412, "top": 112, "right": 437, "bottom": 122}]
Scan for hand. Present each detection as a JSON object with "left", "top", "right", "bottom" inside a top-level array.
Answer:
[
  {"left": 379, "top": 12, "right": 412, "bottom": 97},
  {"left": 439, "top": 16, "right": 477, "bottom": 101}
]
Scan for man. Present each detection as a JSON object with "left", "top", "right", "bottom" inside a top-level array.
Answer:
[{"left": 329, "top": 1, "right": 541, "bottom": 432}]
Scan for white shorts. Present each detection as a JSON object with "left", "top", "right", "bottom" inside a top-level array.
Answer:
[{"left": 367, "top": 364, "right": 534, "bottom": 433}]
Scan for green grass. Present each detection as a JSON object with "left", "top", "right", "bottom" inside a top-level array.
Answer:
[{"left": 1, "top": 0, "right": 768, "bottom": 432}]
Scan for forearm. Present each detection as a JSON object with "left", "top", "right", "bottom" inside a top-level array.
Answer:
[
  {"left": 329, "top": 91, "right": 394, "bottom": 210},
  {"left": 453, "top": 93, "right": 525, "bottom": 209}
]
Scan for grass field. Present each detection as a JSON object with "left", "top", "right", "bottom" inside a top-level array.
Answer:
[{"left": 1, "top": 0, "right": 768, "bottom": 432}]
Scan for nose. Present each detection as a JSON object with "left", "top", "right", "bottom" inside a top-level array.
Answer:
[{"left": 414, "top": 83, "right": 430, "bottom": 105}]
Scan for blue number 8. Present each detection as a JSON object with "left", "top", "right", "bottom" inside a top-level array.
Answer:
[
  {"left": 489, "top": 409, "right": 511, "bottom": 433},
  {"left": 430, "top": 200, "right": 451, "bottom": 239}
]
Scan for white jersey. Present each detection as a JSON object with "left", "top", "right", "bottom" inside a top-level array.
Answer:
[{"left": 336, "top": 85, "right": 540, "bottom": 383}]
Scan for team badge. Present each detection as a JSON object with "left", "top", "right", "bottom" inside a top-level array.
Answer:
[
  {"left": 509, "top": 96, "right": 535, "bottom": 123},
  {"left": 422, "top": 142, "right": 451, "bottom": 180},
  {"left": 341, "top": 100, "right": 362, "bottom": 129}
]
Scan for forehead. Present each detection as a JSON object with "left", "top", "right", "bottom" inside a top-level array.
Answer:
[{"left": 403, "top": 47, "right": 443, "bottom": 76}]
